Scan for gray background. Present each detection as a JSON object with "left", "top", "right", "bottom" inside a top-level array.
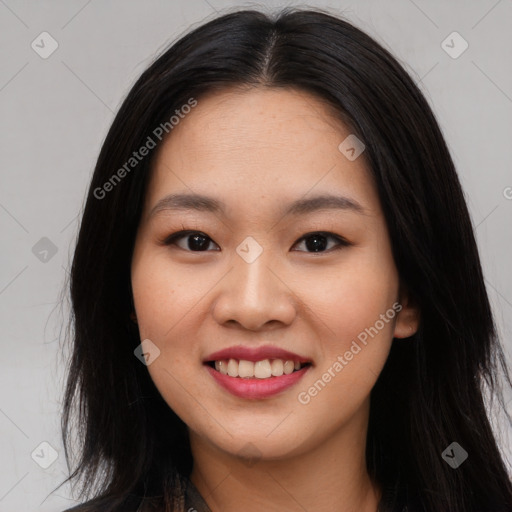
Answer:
[{"left": 0, "top": 0, "right": 511, "bottom": 510}]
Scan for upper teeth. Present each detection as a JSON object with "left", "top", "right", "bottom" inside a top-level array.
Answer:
[{"left": 214, "top": 359, "right": 302, "bottom": 379}]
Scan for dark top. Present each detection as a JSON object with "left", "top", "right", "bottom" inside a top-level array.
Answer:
[
  {"left": 182, "top": 476, "right": 409, "bottom": 512},
  {"left": 63, "top": 477, "right": 212, "bottom": 512},
  {"left": 64, "top": 475, "right": 409, "bottom": 511}
]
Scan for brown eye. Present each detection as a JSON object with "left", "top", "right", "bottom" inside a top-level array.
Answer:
[
  {"left": 163, "top": 230, "right": 349, "bottom": 253},
  {"left": 292, "top": 232, "right": 350, "bottom": 253},
  {"left": 164, "top": 231, "right": 220, "bottom": 252}
]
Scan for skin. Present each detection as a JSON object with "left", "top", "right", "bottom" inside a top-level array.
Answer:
[{"left": 130, "top": 86, "right": 420, "bottom": 512}]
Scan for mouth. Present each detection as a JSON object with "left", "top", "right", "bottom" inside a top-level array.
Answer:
[
  {"left": 204, "top": 358, "right": 312, "bottom": 379},
  {"left": 203, "top": 354, "right": 312, "bottom": 399},
  {"left": 202, "top": 345, "right": 313, "bottom": 399}
]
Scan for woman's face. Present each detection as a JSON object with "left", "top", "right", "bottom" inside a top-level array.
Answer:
[{"left": 131, "top": 87, "right": 417, "bottom": 462}]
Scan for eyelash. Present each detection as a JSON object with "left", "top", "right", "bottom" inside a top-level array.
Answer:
[{"left": 162, "top": 230, "right": 351, "bottom": 254}]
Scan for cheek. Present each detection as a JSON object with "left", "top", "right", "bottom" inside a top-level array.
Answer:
[
  {"left": 299, "top": 254, "right": 398, "bottom": 340},
  {"left": 294, "top": 270, "right": 398, "bottom": 421},
  {"left": 131, "top": 252, "right": 209, "bottom": 339},
  {"left": 131, "top": 251, "right": 217, "bottom": 373},
  {"left": 294, "top": 254, "right": 399, "bottom": 402},
  {"left": 131, "top": 254, "right": 210, "bottom": 427}
]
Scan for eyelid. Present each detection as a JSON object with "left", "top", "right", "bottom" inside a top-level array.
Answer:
[
  {"left": 162, "top": 230, "right": 220, "bottom": 250},
  {"left": 163, "top": 229, "right": 204, "bottom": 244}
]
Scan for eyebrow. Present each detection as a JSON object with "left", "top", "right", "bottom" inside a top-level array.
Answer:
[{"left": 148, "top": 192, "right": 367, "bottom": 219}]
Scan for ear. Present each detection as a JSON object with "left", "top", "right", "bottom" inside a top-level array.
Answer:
[{"left": 393, "top": 283, "right": 420, "bottom": 339}]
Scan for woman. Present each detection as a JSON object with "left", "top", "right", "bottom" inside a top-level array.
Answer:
[{"left": 57, "top": 7, "right": 512, "bottom": 512}]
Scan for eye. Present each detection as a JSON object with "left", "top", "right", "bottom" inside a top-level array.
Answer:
[
  {"left": 163, "top": 230, "right": 220, "bottom": 252},
  {"left": 163, "top": 230, "right": 350, "bottom": 253},
  {"left": 292, "top": 232, "right": 350, "bottom": 253}
]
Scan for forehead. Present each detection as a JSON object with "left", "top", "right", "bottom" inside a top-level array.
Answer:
[
  {"left": 144, "top": 87, "right": 379, "bottom": 217},
  {"left": 157, "top": 86, "right": 350, "bottom": 161}
]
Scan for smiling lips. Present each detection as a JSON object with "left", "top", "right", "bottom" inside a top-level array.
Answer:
[{"left": 203, "top": 345, "right": 312, "bottom": 399}]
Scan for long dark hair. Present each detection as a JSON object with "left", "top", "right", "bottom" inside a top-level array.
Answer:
[{"left": 57, "top": 7, "right": 512, "bottom": 512}]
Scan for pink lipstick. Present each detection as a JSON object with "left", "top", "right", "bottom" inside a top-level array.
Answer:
[{"left": 203, "top": 344, "right": 312, "bottom": 399}]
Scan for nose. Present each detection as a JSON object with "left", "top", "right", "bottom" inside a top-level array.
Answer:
[{"left": 211, "top": 247, "right": 297, "bottom": 331}]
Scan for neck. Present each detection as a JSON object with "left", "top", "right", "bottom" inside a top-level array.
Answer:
[{"left": 188, "top": 402, "right": 381, "bottom": 512}]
